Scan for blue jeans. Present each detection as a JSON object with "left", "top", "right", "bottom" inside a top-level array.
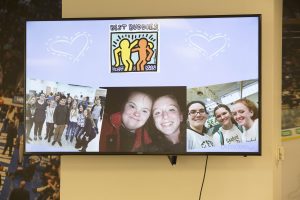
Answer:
[
  {"left": 72, "top": 125, "right": 84, "bottom": 142},
  {"left": 66, "top": 122, "right": 77, "bottom": 140},
  {"left": 93, "top": 119, "right": 99, "bottom": 133}
]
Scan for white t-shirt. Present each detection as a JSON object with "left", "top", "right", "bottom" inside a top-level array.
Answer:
[
  {"left": 242, "top": 119, "right": 259, "bottom": 142},
  {"left": 187, "top": 128, "right": 215, "bottom": 151},
  {"left": 69, "top": 109, "right": 79, "bottom": 123},
  {"left": 45, "top": 107, "right": 55, "bottom": 123},
  {"left": 213, "top": 125, "right": 243, "bottom": 146}
]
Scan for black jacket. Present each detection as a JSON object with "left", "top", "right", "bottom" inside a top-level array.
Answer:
[
  {"left": 34, "top": 101, "right": 47, "bottom": 123},
  {"left": 53, "top": 105, "right": 68, "bottom": 125}
]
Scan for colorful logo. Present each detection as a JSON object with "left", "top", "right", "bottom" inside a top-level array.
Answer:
[{"left": 110, "top": 23, "right": 159, "bottom": 73}]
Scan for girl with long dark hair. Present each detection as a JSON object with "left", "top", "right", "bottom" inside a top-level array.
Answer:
[
  {"left": 25, "top": 96, "right": 36, "bottom": 143},
  {"left": 186, "top": 101, "right": 214, "bottom": 150},
  {"left": 151, "top": 94, "right": 185, "bottom": 153},
  {"left": 212, "top": 104, "right": 243, "bottom": 146},
  {"left": 78, "top": 109, "right": 97, "bottom": 152}
]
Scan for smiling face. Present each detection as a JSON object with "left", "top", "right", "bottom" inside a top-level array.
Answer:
[
  {"left": 78, "top": 105, "right": 84, "bottom": 112},
  {"left": 71, "top": 101, "right": 77, "bottom": 109},
  {"left": 83, "top": 109, "right": 88, "bottom": 117},
  {"left": 59, "top": 98, "right": 66, "bottom": 106},
  {"left": 188, "top": 103, "right": 208, "bottom": 132},
  {"left": 214, "top": 107, "right": 232, "bottom": 128},
  {"left": 96, "top": 99, "right": 101, "bottom": 106},
  {"left": 29, "top": 97, "right": 36, "bottom": 105},
  {"left": 232, "top": 102, "right": 254, "bottom": 128},
  {"left": 121, "top": 92, "right": 152, "bottom": 132},
  {"left": 39, "top": 93, "right": 45, "bottom": 101},
  {"left": 67, "top": 97, "right": 72, "bottom": 104},
  {"left": 55, "top": 95, "right": 60, "bottom": 102},
  {"left": 152, "top": 95, "right": 183, "bottom": 136}
]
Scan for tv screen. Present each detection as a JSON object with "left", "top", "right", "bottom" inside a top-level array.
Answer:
[{"left": 25, "top": 15, "right": 261, "bottom": 155}]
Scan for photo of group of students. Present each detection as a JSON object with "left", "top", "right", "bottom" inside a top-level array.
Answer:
[
  {"left": 99, "top": 87, "right": 186, "bottom": 153},
  {"left": 186, "top": 99, "right": 259, "bottom": 151},
  {"left": 25, "top": 79, "right": 107, "bottom": 153},
  {"left": 186, "top": 80, "right": 259, "bottom": 152}
]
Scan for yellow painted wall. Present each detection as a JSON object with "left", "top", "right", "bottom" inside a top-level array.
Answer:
[{"left": 61, "top": 0, "right": 282, "bottom": 199}]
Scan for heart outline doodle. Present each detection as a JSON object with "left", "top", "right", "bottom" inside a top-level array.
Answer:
[
  {"left": 46, "top": 32, "right": 92, "bottom": 62},
  {"left": 188, "top": 32, "right": 230, "bottom": 60}
]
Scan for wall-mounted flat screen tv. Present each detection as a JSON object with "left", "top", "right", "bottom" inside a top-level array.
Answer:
[{"left": 25, "top": 15, "right": 261, "bottom": 155}]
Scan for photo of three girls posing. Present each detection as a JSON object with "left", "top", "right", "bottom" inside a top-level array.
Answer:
[{"left": 187, "top": 99, "right": 259, "bottom": 151}]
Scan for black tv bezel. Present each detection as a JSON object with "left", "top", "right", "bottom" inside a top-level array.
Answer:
[{"left": 24, "top": 14, "right": 262, "bottom": 156}]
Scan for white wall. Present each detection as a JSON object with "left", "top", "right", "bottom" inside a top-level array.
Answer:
[{"left": 61, "top": 0, "right": 282, "bottom": 199}]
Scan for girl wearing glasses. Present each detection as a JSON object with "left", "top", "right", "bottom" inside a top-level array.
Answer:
[
  {"left": 186, "top": 101, "right": 214, "bottom": 151},
  {"left": 213, "top": 104, "right": 243, "bottom": 146},
  {"left": 231, "top": 99, "right": 258, "bottom": 142}
]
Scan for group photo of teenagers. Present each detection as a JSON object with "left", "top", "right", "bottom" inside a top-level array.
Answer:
[
  {"left": 25, "top": 79, "right": 107, "bottom": 153},
  {"left": 186, "top": 79, "right": 259, "bottom": 152}
]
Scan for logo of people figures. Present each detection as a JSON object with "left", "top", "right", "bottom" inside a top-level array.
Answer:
[{"left": 111, "top": 32, "right": 158, "bottom": 72}]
